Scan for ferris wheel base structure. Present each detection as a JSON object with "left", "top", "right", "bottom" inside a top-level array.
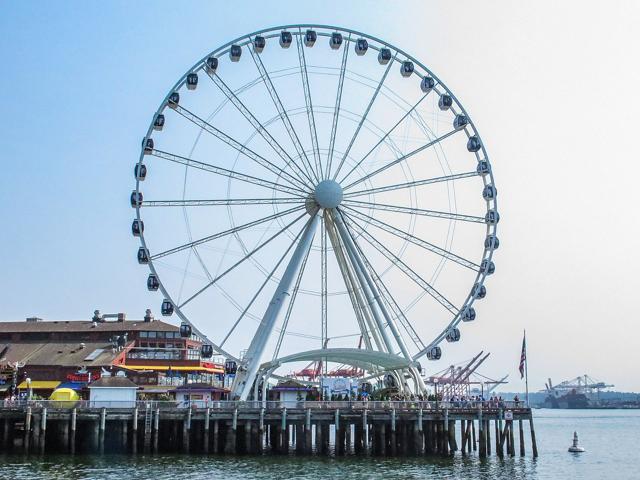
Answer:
[
  {"left": 233, "top": 213, "right": 320, "bottom": 400},
  {"left": 131, "top": 25, "right": 500, "bottom": 400},
  {"left": 231, "top": 205, "right": 424, "bottom": 401}
]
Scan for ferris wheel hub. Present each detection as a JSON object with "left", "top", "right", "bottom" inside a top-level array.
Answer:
[{"left": 314, "top": 180, "right": 343, "bottom": 209}]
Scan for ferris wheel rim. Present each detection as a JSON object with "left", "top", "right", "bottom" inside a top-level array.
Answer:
[{"left": 132, "top": 24, "right": 499, "bottom": 371}]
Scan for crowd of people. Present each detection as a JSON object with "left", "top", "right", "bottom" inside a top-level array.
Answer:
[
  {"left": 305, "top": 392, "right": 523, "bottom": 409},
  {"left": 447, "top": 395, "right": 508, "bottom": 408}
]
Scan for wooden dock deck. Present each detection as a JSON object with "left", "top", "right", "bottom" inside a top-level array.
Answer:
[{"left": 0, "top": 400, "right": 538, "bottom": 457}]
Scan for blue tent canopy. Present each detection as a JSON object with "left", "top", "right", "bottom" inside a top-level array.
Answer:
[{"left": 57, "top": 381, "right": 86, "bottom": 390}]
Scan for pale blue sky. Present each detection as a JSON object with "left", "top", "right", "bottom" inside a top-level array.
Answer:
[{"left": 1, "top": 1, "right": 639, "bottom": 390}]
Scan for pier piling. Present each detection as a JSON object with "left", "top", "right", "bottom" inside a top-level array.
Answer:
[
  {"left": 70, "top": 408, "right": 77, "bottom": 454},
  {"left": 509, "top": 420, "right": 515, "bottom": 457},
  {"left": 2, "top": 418, "right": 10, "bottom": 451},
  {"left": 304, "top": 409, "right": 312, "bottom": 454},
  {"left": 23, "top": 407, "right": 31, "bottom": 454},
  {"left": 485, "top": 419, "right": 491, "bottom": 456},
  {"left": 40, "top": 407, "right": 48, "bottom": 454},
  {"left": 529, "top": 415, "right": 538, "bottom": 458},
  {"left": 212, "top": 419, "right": 219, "bottom": 454}
]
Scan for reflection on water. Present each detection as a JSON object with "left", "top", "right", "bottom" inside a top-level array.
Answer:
[{"left": 2, "top": 409, "right": 638, "bottom": 480}]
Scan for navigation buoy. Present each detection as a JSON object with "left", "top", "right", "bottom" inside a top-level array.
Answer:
[{"left": 568, "top": 431, "right": 585, "bottom": 453}]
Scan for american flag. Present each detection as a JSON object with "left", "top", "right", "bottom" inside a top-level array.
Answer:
[{"left": 519, "top": 332, "right": 527, "bottom": 379}]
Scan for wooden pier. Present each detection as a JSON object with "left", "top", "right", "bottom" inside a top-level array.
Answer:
[{"left": 0, "top": 400, "right": 538, "bottom": 457}]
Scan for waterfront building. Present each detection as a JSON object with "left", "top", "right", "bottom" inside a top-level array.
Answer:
[
  {"left": 0, "top": 312, "right": 226, "bottom": 399},
  {"left": 171, "top": 383, "right": 229, "bottom": 407},
  {"left": 88, "top": 371, "right": 138, "bottom": 408},
  {"left": 270, "top": 379, "right": 316, "bottom": 403}
]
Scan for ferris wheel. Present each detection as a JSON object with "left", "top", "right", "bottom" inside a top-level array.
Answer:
[{"left": 131, "top": 25, "right": 499, "bottom": 400}]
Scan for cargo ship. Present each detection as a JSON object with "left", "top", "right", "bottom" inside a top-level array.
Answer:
[{"left": 541, "top": 375, "right": 613, "bottom": 409}]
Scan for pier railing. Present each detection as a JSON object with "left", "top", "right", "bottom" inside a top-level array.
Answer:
[{"left": 1, "top": 399, "right": 527, "bottom": 411}]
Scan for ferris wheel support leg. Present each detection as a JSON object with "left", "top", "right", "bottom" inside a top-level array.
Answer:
[
  {"left": 253, "top": 370, "right": 262, "bottom": 402},
  {"left": 261, "top": 369, "right": 273, "bottom": 408},
  {"left": 334, "top": 210, "right": 405, "bottom": 352},
  {"left": 332, "top": 211, "right": 395, "bottom": 353},
  {"left": 325, "top": 214, "right": 383, "bottom": 353},
  {"left": 232, "top": 213, "right": 320, "bottom": 401},
  {"left": 334, "top": 211, "right": 427, "bottom": 394}
]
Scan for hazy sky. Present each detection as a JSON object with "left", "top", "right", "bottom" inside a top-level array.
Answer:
[{"left": 1, "top": 1, "right": 639, "bottom": 391}]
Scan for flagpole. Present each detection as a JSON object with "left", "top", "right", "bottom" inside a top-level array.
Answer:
[{"left": 524, "top": 329, "right": 529, "bottom": 407}]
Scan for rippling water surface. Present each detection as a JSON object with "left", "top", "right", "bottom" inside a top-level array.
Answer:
[{"left": 2, "top": 409, "right": 638, "bottom": 479}]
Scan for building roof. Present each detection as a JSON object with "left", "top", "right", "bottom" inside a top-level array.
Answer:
[
  {"left": 171, "top": 382, "right": 229, "bottom": 392},
  {"left": 272, "top": 379, "right": 312, "bottom": 391},
  {"left": 0, "top": 319, "right": 179, "bottom": 334},
  {"left": 89, "top": 376, "right": 138, "bottom": 388},
  {"left": 0, "top": 341, "right": 122, "bottom": 367},
  {"left": 138, "top": 385, "right": 175, "bottom": 393}
]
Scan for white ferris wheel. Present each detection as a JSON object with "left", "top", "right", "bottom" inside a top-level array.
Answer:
[{"left": 131, "top": 25, "right": 499, "bottom": 400}]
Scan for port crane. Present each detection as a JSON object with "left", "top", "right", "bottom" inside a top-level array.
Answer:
[
  {"left": 425, "top": 351, "right": 508, "bottom": 398},
  {"left": 543, "top": 375, "right": 614, "bottom": 396}
]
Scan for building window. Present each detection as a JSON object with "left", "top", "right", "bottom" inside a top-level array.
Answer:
[
  {"left": 140, "top": 331, "right": 148, "bottom": 338},
  {"left": 148, "top": 331, "right": 156, "bottom": 338}
]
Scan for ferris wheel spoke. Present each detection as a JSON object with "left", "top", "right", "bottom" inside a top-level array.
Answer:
[
  {"left": 325, "top": 32, "right": 351, "bottom": 180},
  {"left": 178, "top": 210, "right": 309, "bottom": 309},
  {"left": 348, "top": 224, "right": 426, "bottom": 352},
  {"left": 343, "top": 129, "right": 459, "bottom": 191},
  {"left": 172, "top": 104, "right": 310, "bottom": 191},
  {"left": 340, "top": 210, "right": 459, "bottom": 316},
  {"left": 141, "top": 197, "right": 302, "bottom": 208},
  {"left": 343, "top": 199, "right": 486, "bottom": 224},
  {"left": 273, "top": 234, "right": 313, "bottom": 360},
  {"left": 331, "top": 54, "right": 396, "bottom": 182},
  {"left": 246, "top": 47, "right": 320, "bottom": 183},
  {"left": 338, "top": 93, "right": 429, "bottom": 185},
  {"left": 342, "top": 205, "right": 480, "bottom": 270},
  {"left": 206, "top": 72, "right": 316, "bottom": 186},
  {"left": 220, "top": 218, "right": 310, "bottom": 349},
  {"left": 150, "top": 149, "right": 307, "bottom": 197},
  {"left": 343, "top": 171, "right": 479, "bottom": 198},
  {"left": 320, "top": 216, "right": 328, "bottom": 348},
  {"left": 150, "top": 205, "right": 303, "bottom": 261},
  {"left": 296, "top": 31, "right": 322, "bottom": 179}
]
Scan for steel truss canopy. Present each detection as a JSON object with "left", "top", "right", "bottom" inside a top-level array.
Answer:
[
  {"left": 131, "top": 25, "right": 499, "bottom": 400},
  {"left": 261, "top": 348, "right": 417, "bottom": 373}
]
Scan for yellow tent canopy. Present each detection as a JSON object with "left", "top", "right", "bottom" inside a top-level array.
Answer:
[
  {"left": 17, "top": 380, "right": 60, "bottom": 389},
  {"left": 121, "top": 365, "right": 224, "bottom": 373},
  {"left": 50, "top": 388, "right": 80, "bottom": 402}
]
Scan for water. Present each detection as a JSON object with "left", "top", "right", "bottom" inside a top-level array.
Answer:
[{"left": 2, "top": 409, "right": 638, "bottom": 479}]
